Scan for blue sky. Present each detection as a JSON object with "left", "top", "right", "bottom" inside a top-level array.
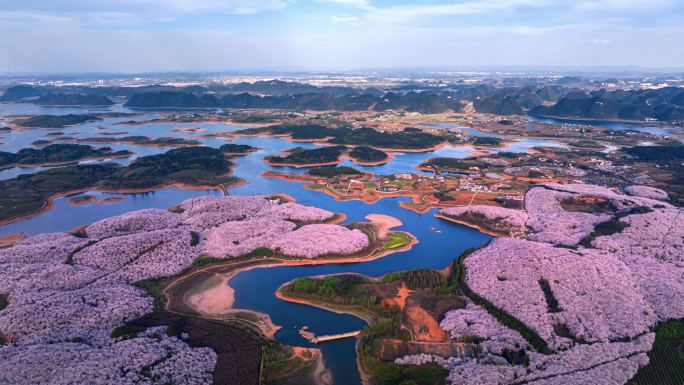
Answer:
[{"left": 1, "top": 0, "right": 683, "bottom": 73}]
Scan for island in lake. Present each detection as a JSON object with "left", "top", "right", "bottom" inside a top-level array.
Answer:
[{"left": 0, "top": 73, "right": 683, "bottom": 385}]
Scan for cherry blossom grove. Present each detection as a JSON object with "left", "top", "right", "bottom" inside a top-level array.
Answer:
[
  {"left": 623, "top": 185, "right": 669, "bottom": 201},
  {"left": 0, "top": 195, "right": 362, "bottom": 384},
  {"left": 440, "top": 206, "right": 527, "bottom": 234},
  {"left": 524, "top": 187, "right": 611, "bottom": 246},
  {"left": 396, "top": 183, "right": 684, "bottom": 385}
]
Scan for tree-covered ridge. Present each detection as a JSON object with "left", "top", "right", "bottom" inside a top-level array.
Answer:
[
  {"left": 471, "top": 137, "right": 503, "bottom": 147},
  {"left": 125, "top": 91, "right": 221, "bottom": 109},
  {"left": 624, "top": 145, "right": 684, "bottom": 161},
  {"left": 0, "top": 144, "right": 131, "bottom": 167},
  {"left": 530, "top": 88, "right": 684, "bottom": 123},
  {"left": 239, "top": 124, "right": 447, "bottom": 151},
  {"left": 328, "top": 127, "right": 445, "bottom": 150},
  {"left": 72, "top": 135, "right": 200, "bottom": 147},
  {"left": 11, "top": 114, "right": 102, "bottom": 128},
  {"left": 0, "top": 146, "right": 241, "bottom": 222},
  {"left": 266, "top": 146, "right": 347, "bottom": 165},
  {"left": 101, "top": 147, "right": 235, "bottom": 189},
  {"left": 420, "top": 157, "right": 487, "bottom": 171},
  {"left": 308, "top": 166, "right": 362, "bottom": 177},
  {"left": 124, "top": 90, "right": 463, "bottom": 114},
  {"left": 0, "top": 164, "right": 121, "bottom": 222},
  {"left": 622, "top": 145, "right": 684, "bottom": 205},
  {"left": 242, "top": 123, "right": 339, "bottom": 140},
  {"left": 217, "top": 143, "right": 257, "bottom": 154},
  {"left": 34, "top": 93, "right": 114, "bottom": 106},
  {"left": 349, "top": 146, "right": 389, "bottom": 163}
]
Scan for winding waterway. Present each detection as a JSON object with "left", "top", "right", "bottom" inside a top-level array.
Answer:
[
  {"left": 2, "top": 102, "right": 683, "bottom": 383},
  {"left": 2, "top": 103, "right": 574, "bottom": 384}
]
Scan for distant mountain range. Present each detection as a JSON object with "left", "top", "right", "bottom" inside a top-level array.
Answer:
[
  {"left": 124, "top": 91, "right": 463, "bottom": 114},
  {"left": 529, "top": 88, "right": 684, "bottom": 123},
  {"left": 34, "top": 93, "right": 114, "bottom": 106},
  {"left": 2, "top": 81, "right": 683, "bottom": 122}
]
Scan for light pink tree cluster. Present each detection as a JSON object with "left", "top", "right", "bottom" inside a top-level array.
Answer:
[
  {"left": 0, "top": 328, "right": 216, "bottom": 385},
  {"left": 538, "top": 183, "right": 672, "bottom": 212},
  {"left": 464, "top": 238, "right": 654, "bottom": 348},
  {"left": 441, "top": 321, "right": 654, "bottom": 385},
  {"left": 0, "top": 194, "right": 349, "bottom": 383},
  {"left": 502, "top": 166, "right": 588, "bottom": 178},
  {"left": 589, "top": 207, "right": 684, "bottom": 320},
  {"left": 440, "top": 301, "right": 529, "bottom": 355},
  {"left": 441, "top": 206, "right": 527, "bottom": 233},
  {"left": 623, "top": 185, "right": 669, "bottom": 200},
  {"left": 271, "top": 224, "right": 370, "bottom": 258},
  {"left": 395, "top": 353, "right": 464, "bottom": 368},
  {"left": 591, "top": 207, "right": 684, "bottom": 264},
  {"left": 407, "top": 183, "right": 684, "bottom": 385},
  {"left": 203, "top": 218, "right": 296, "bottom": 257},
  {"left": 0, "top": 233, "right": 90, "bottom": 264},
  {"left": 0, "top": 284, "right": 152, "bottom": 344},
  {"left": 447, "top": 342, "right": 650, "bottom": 385},
  {"left": 525, "top": 187, "right": 611, "bottom": 246},
  {"left": 203, "top": 220, "right": 369, "bottom": 259},
  {"left": 478, "top": 157, "right": 510, "bottom": 166},
  {"left": 74, "top": 228, "right": 200, "bottom": 283},
  {"left": 180, "top": 195, "right": 280, "bottom": 229},
  {"left": 84, "top": 208, "right": 183, "bottom": 239},
  {"left": 269, "top": 202, "right": 335, "bottom": 223},
  {"left": 179, "top": 195, "right": 335, "bottom": 229}
]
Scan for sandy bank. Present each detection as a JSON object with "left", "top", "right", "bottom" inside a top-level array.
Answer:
[{"left": 365, "top": 214, "right": 403, "bottom": 239}]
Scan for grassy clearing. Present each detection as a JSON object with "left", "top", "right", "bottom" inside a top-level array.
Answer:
[
  {"left": 628, "top": 319, "right": 684, "bottom": 385},
  {"left": 383, "top": 232, "right": 412, "bottom": 250}
]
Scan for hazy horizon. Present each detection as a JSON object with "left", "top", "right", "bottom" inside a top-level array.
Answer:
[{"left": 1, "top": 0, "right": 683, "bottom": 73}]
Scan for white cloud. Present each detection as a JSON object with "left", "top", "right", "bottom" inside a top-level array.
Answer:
[
  {"left": 0, "top": 0, "right": 682, "bottom": 72},
  {"left": 0, "top": 0, "right": 286, "bottom": 20},
  {"left": 316, "top": 0, "right": 370, "bottom": 8},
  {"left": 364, "top": 0, "right": 552, "bottom": 23},
  {"left": 332, "top": 14, "right": 360, "bottom": 25}
]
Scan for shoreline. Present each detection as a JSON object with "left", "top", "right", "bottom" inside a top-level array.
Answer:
[
  {"left": 228, "top": 130, "right": 451, "bottom": 153},
  {"left": 264, "top": 158, "right": 342, "bottom": 168},
  {"left": 528, "top": 113, "right": 669, "bottom": 125},
  {"left": 0, "top": 232, "right": 26, "bottom": 248},
  {"left": 341, "top": 153, "right": 393, "bottom": 166},
  {"left": 0, "top": 151, "right": 134, "bottom": 171},
  {"left": 261, "top": 170, "right": 442, "bottom": 213},
  {"left": 163, "top": 218, "right": 417, "bottom": 339},
  {"left": 0, "top": 178, "right": 244, "bottom": 227},
  {"left": 434, "top": 212, "right": 512, "bottom": 237},
  {"left": 67, "top": 195, "right": 128, "bottom": 206}
]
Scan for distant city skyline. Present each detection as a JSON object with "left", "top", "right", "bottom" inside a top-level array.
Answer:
[{"left": 1, "top": 0, "right": 683, "bottom": 73}]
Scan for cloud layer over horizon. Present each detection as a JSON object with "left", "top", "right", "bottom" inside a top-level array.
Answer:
[{"left": 1, "top": 0, "right": 682, "bottom": 73}]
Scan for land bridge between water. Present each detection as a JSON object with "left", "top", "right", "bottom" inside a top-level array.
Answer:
[{"left": 309, "top": 330, "right": 361, "bottom": 343}]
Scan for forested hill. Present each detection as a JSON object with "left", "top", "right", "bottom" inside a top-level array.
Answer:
[
  {"left": 123, "top": 91, "right": 463, "bottom": 114},
  {"left": 34, "top": 93, "right": 114, "bottom": 106},
  {"left": 530, "top": 88, "right": 684, "bottom": 123}
]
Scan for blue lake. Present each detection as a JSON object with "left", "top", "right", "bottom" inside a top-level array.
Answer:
[
  {"left": 0, "top": 103, "right": 500, "bottom": 384},
  {"left": 527, "top": 115, "right": 683, "bottom": 139}
]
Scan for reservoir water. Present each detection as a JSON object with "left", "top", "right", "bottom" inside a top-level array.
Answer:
[{"left": 0, "top": 103, "right": 503, "bottom": 384}]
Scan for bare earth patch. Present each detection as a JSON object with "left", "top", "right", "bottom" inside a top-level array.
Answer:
[
  {"left": 187, "top": 274, "right": 235, "bottom": 316},
  {"left": 365, "top": 213, "right": 403, "bottom": 239}
]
